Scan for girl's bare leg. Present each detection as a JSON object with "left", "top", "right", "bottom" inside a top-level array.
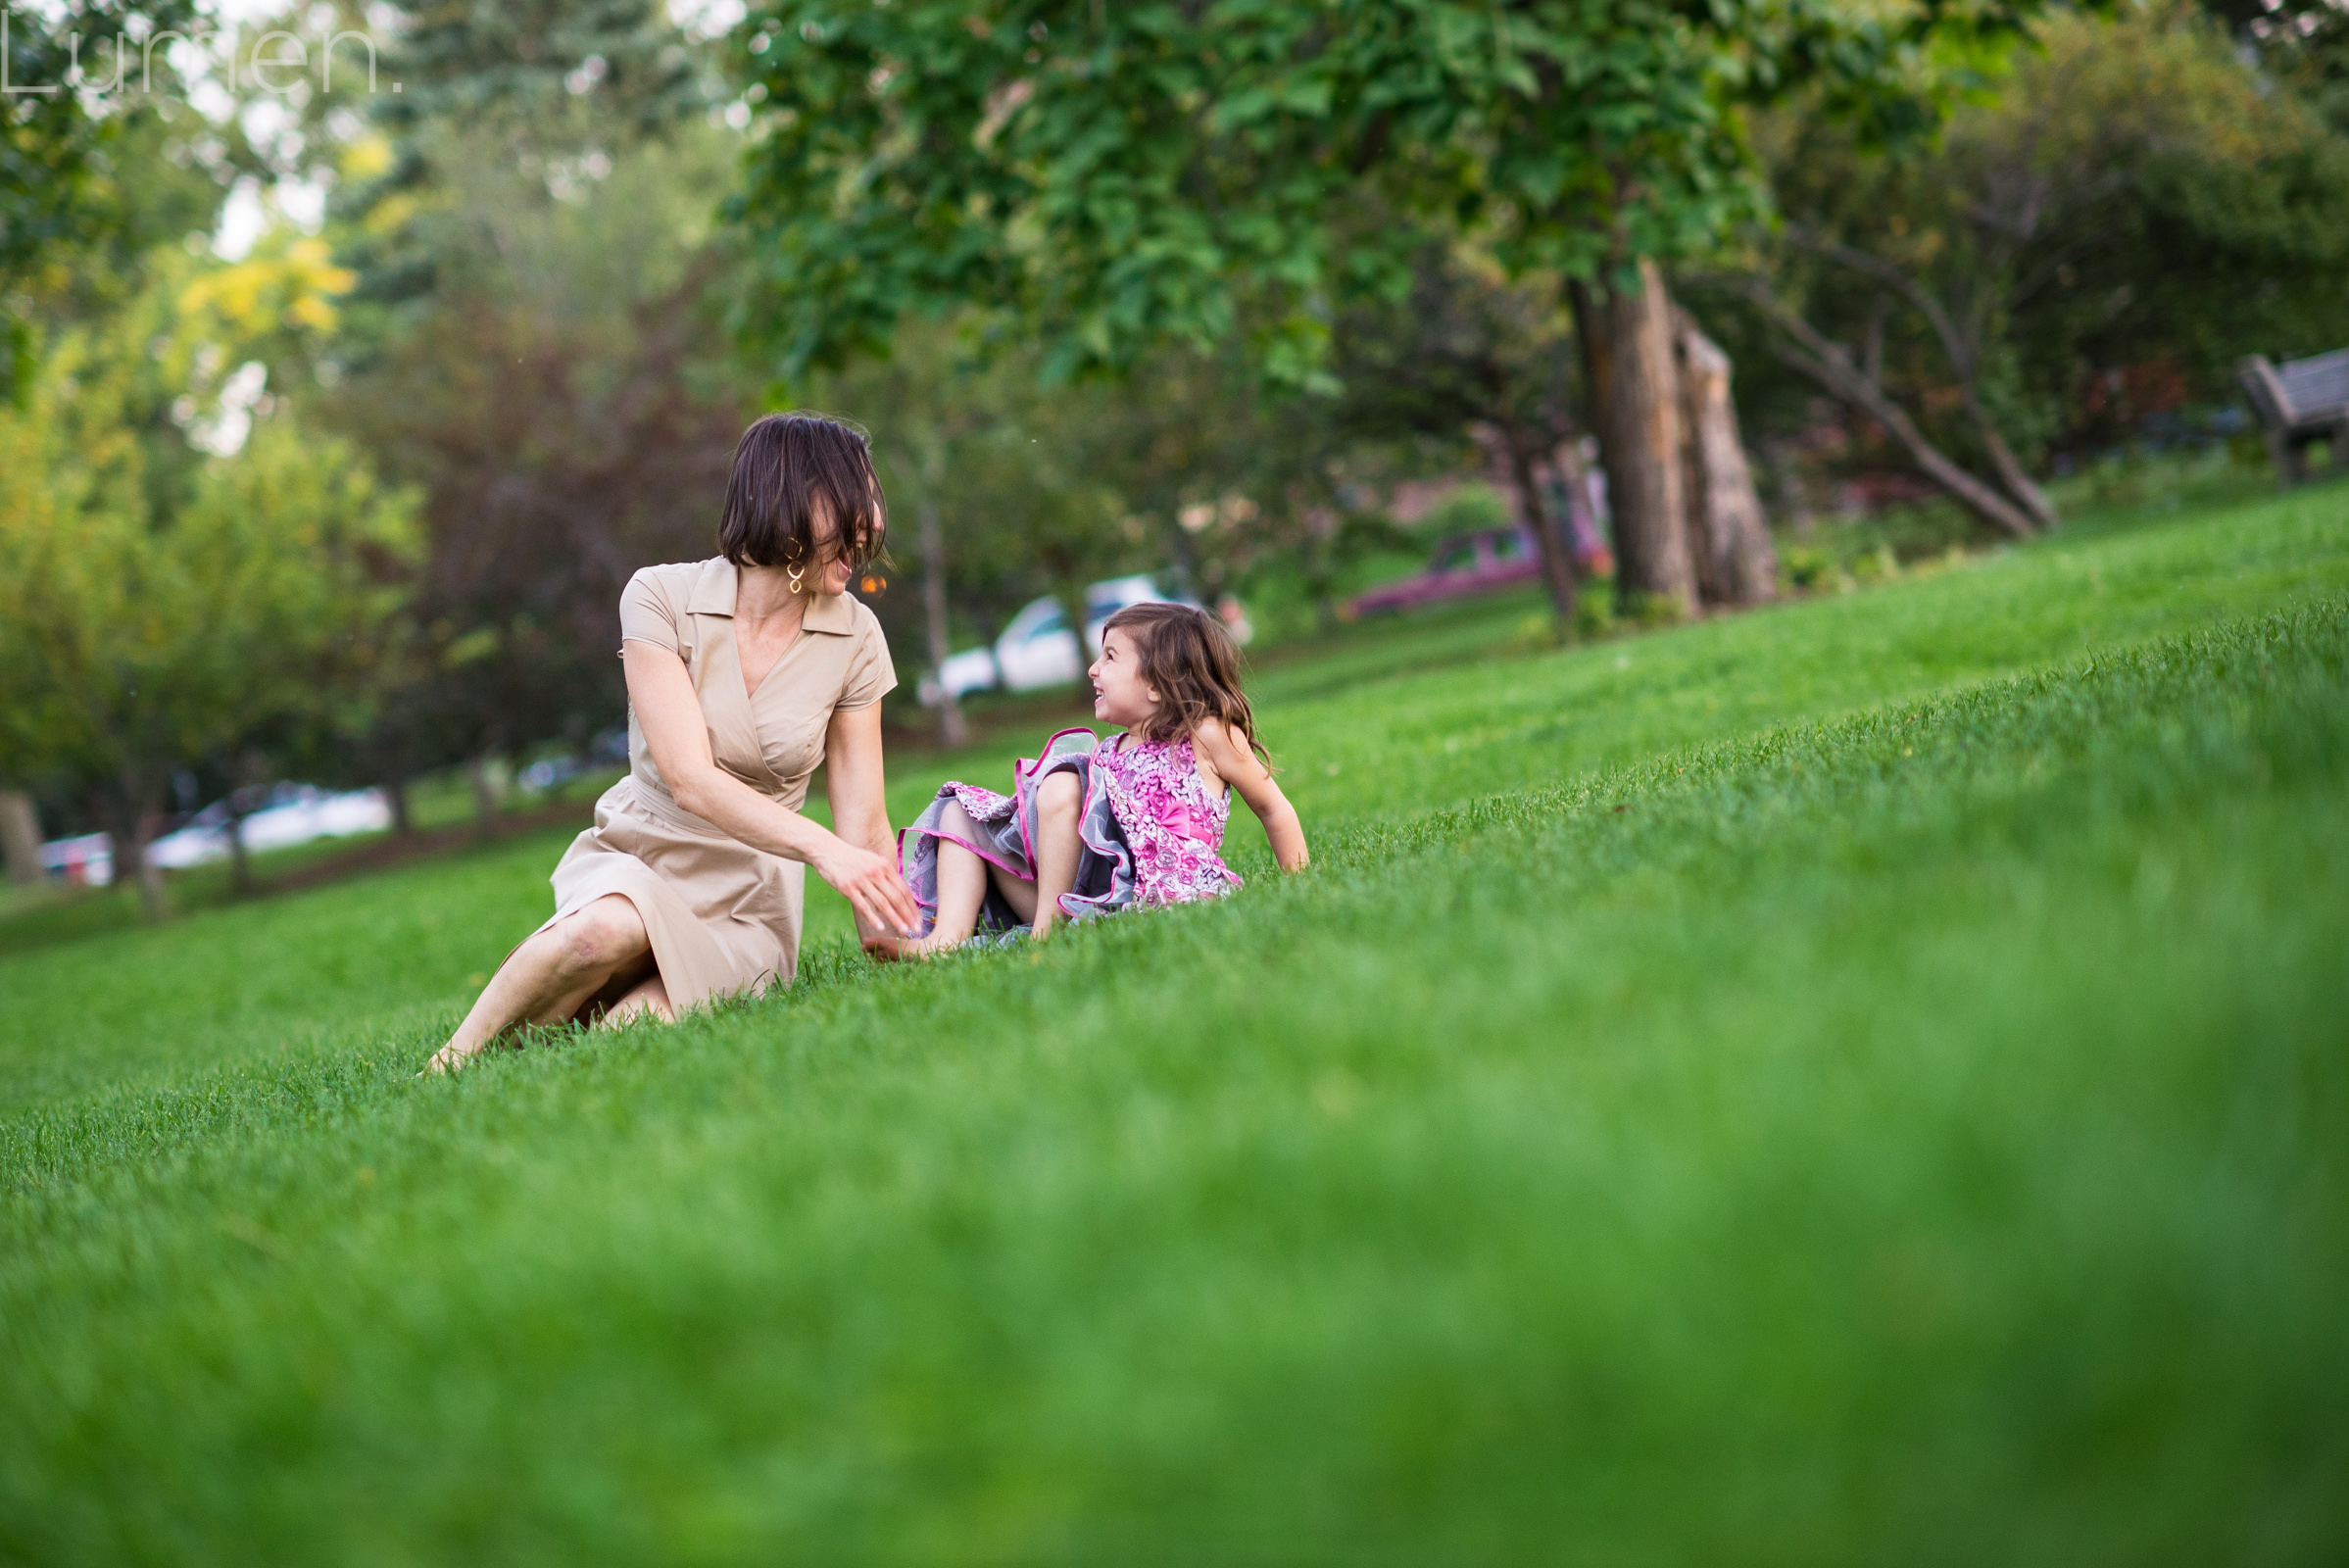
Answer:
[
  {"left": 990, "top": 862, "right": 1039, "bottom": 923},
  {"left": 426, "top": 894, "right": 654, "bottom": 1073},
  {"left": 1029, "top": 771, "right": 1083, "bottom": 940},
  {"left": 888, "top": 804, "right": 1011, "bottom": 957}
]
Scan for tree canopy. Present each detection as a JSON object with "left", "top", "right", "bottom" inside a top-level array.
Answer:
[
  {"left": 1709, "top": 0, "right": 2349, "bottom": 534},
  {"left": 0, "top": 261, "right": 416, "bottom": 915},
  {"left": 1, "top": 2, "right": 204, "bottom": 392},
  {"left": 729, "top": 0, "right": 2031, "bottom": 383}
]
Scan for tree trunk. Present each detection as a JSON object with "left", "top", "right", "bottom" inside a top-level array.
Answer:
[
  {"left": 106, "top": 789, "right": 171, "bottom": 922},
  {"left": 1574, "top": 259, "right": 1698, "bottom": 616},
  {"left": 467, "top": 755, "right": 502, "bottom": 838},
  {"left": 1499, "top": 423, "right": 1579, "bottom": 621},
  {"left": 1675, "top": 312, "right": 1779, "bottom": 607},
  {"left": 386, "top": 776, "right": 413, "bottom": 836},
  {"left": 132, "top": 807, "right": 170, "bottom": 921},
  {"left": 1040, "top": 546, "right": 1099, "bottom": 676},
  {"left": 0, "top": 790, "right": 41, "bottom": 886},
  {"left": 915, "top": 483, "right": 969, "bottom": 750},
  {"left": 225, "top": 796, "right": 254, "bottom": 897},
  {"left": 102, "top": 766, "right": 173, "bottom": 920}
]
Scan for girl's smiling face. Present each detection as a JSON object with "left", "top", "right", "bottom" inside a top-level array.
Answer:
[{"left": 1088, "top": 626, "right": 1159, "bottom": 728}]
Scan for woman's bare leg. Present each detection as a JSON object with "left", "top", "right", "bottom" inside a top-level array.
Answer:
[
  {"left": 427, "top": 894, "right": 654, "bottom": 1072},
  {"left": 1029, "top": 771, "right": 1083, "bottom": 940},
  {"left": 600, "top": 971, "right": 672, "bottom": 1028}
]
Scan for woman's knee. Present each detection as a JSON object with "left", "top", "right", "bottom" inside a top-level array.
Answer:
[{"left": 555, "top": 896, "right": 649, "bottom": 973}]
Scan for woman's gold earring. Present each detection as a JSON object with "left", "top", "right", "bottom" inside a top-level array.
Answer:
[{"left": 788, "top": 561, "right": 806, "bottom": 594}]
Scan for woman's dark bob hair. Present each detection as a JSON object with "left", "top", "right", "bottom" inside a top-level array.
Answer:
[{"left": 718, "top": 411, "right": 888, "bottom": 573}]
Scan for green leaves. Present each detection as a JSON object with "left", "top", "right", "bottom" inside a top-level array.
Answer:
[
  {"left": 729, "top": 0, "right": 1973, "bottom": 382},
  {"left": 0, "top": 287, "right": 418, "bottom": 827}
]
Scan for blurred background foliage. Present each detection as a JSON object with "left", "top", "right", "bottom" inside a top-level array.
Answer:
[{"left": 7, "top": 0, "right": 2349, "bottom": 910}]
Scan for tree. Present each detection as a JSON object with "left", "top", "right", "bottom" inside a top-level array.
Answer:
[
  {"left": 1716, "top": 2, "right": 2349, "bottom": 533},
  {"left": 1571, "top": 262, "right": 1701, "bottom": 610},
  {"left": 2205, "top": 0, "right": 2349, "bottom": 135},
  {"left": 0, "top": 1, "right": 198, "bottom": 394},
  {"left": 812, "top": 322, "right": 1296, "bottom": 711},
  {"left": 325, "top": 113, "right": 756, "bottom": 817},
  {"left": 807, "top": 319, "right": 1032, "bottom": 747},
  {"left": 1332, "top": 243, "right": 1589, "bottom": 618},
  {"left": 1676, "top": 312, "right": 1779, "bottom": 604},
  {"left": 727, "top": 0, "right": 2029, "bottom": 613},
  {"left": 372, "top": 0, "right": 712, "bottom": 141},
  {"left": 0, "top": 296, "right": 416, "bottom": 918}
]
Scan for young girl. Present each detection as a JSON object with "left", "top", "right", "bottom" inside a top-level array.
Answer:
[{"left": 889, "top": 602, "right": 1308, "bottom": 955}]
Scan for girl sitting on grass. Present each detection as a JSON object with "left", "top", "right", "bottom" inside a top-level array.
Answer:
[{"left": 885, "top": 602, "right": 1309, "bottom": 956}]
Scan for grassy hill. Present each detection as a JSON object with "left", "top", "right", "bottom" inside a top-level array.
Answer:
[{"left": 4, "top": 493, "right": 2346, "bottom": 1562}]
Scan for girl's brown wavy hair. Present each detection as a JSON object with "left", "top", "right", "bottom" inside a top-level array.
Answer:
[{"left": 1101, "top": 602, "right": 1268, "bottom": 762}]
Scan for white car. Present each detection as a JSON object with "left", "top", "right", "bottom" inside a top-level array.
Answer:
[
  {"left": 145, "top": 786, "right": 392, "bottom": 869},
  {"left": 927, "top": 575, "right": 1199, "bottom": 702}
]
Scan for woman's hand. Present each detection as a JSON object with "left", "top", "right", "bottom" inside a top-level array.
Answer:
[{"left": 814, "top": 837, "right": 922, "bottom": 939}]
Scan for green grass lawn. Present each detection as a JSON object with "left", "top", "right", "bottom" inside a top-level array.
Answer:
[{"left": 4, "top": 491, "right": 2347, "bottom": 1562}]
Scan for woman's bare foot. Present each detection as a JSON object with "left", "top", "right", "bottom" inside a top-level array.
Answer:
[
  {"left": 421, "top": 1037, "right": 509, "bottom": 1076},
  {"left": 423, "top": 895, "right": 654, "bottom": 1075}
]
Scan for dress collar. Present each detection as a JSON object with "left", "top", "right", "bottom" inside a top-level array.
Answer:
[{"left": 685, "top": 557, "right": 857, "bottom": 634}]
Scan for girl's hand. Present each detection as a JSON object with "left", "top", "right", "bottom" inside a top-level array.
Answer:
[{"left": 815, "top": 839, "right": 922, "bottom": 938}]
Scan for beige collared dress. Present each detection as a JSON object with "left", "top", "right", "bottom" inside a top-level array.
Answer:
[{"left": 538, "top": 558, "right": 897, "bottom": 1012}]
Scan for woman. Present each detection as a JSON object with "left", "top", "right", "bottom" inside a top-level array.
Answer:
[{"left": 426, "top": 413, "right": 920, "bottom": 1073}]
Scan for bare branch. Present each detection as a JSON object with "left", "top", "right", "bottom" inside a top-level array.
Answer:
[
  {"left": 1773, "top": 229, "right": 2055, "bottom": 529},
  {"left": 1783, "top": 223, "right": 1976, "bottom": 381},
  {"left": 1717, "top": 275, "right": 2039, "bottom": 539}
]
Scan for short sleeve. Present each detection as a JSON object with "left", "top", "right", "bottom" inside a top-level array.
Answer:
[
  {"left": 617, "top": 567, "right": 686, "bottom": 659},
  {"left": 836, "top": 610, "right": 899, "bottom": 710}
]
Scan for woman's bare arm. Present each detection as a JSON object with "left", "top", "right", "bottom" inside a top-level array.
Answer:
[
  {"left": 624, "top": 640, "right": 919, "bottom": 937},
  {"left": 1195, "top": 718, "right": 1310, "bottom": 873},
  {"left": 822, "top": 703, "right": 905, "bottom": 943}
]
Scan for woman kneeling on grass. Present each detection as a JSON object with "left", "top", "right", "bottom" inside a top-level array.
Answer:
[
  {"left": 426, "top": 413, "right": 920, "bottom": 1073},
  {"left": 882, "top": 603, "right": 1310, "bottom": 957}
]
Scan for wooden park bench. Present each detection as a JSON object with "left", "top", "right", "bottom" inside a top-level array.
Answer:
[{"left": 2237, "top": 349, "right": 2349, "bottom": 486}]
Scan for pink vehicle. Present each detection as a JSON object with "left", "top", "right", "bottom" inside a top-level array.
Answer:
[{"left": 1346, "top": 526, "right": 1544, "bottom": 617}]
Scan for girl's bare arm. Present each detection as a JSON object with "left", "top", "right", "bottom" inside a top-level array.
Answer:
[
  {"left": 625, "top": 640, "right": 918, "bottom": 937},
  {"left": 1195, "top": 718, "right": 1309, "bottom": 872}
]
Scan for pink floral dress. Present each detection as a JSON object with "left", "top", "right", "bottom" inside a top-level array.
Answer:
[{"left": 901, "top": 727, "right": 1240, "bottom": 941}]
